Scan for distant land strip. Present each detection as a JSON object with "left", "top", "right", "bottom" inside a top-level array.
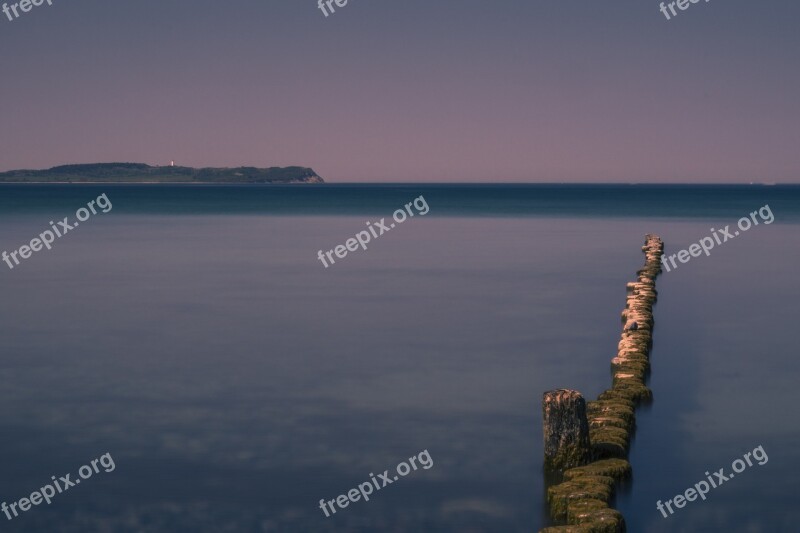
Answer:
[{"left": 0, "top": 163, "right": 324, "bottom": 184}]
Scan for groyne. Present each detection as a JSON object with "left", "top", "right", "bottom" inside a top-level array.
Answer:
[{"left": 540, "top": 234, "right": 664, "bottom": 533}]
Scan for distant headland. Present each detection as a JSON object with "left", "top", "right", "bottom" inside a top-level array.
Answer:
[{"left": 0, "top": 163, "right": 324, "bottom": 184}]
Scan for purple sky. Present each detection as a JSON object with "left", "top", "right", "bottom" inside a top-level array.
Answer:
[{"left": 1, "top": 0, "right": 798, "bottom": 182}]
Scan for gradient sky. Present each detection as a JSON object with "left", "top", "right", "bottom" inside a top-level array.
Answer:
[{"left": 1, "top": 0, "right": 798, "bottom": 182}]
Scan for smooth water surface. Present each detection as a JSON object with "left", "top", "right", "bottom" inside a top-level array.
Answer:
[{"left": 0, "top": 185, "right": 798, "bottom": 532}]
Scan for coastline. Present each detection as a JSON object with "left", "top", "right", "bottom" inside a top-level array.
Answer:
[{"left": 0, "top": 181, "right": 325, "bottom": 184}]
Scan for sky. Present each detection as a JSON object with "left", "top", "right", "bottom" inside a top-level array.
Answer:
[{"left": 0, "top": 0, "right": 798, "bottom": 183}]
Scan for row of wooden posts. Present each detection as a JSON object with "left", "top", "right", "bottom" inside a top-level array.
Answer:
[{"left": 540, "top": 234, "right": 665, "bottom": 533}]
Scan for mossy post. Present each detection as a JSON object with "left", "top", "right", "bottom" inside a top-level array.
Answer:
[{"left": 542, "top": 389, "right": 591, "bottom": 471}]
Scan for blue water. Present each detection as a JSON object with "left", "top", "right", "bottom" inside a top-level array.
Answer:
[
  {"left": 2, "top": 183, "right": 800, "bottom": 219},
  {"left": 0, "top": 184, "right": 798, "bottom": 532}
]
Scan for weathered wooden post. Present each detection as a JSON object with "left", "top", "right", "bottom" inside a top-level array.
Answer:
[{"left": 542, "top": 389, "right": 591, "bottom": 470}]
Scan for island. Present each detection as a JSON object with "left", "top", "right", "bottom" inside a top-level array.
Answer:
[{"left": 0, "top": 163, "right": 324, "bottom": 184}]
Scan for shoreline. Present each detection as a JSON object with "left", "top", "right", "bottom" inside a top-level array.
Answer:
[{"left": 0, "top": 181, "right": 324, "bottom": 185}]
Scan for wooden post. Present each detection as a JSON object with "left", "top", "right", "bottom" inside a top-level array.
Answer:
[{"left": 542, "top": 389, "right": 591, "bottom": 471}]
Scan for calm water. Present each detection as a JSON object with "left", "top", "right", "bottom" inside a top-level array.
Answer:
[{"left": 1, "top": 184, "right": 798, "bottom": 532}]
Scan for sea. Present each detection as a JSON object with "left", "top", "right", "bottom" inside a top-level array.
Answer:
[{"left": 0, "top": 184, "right": 798, "bottom": 532}]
